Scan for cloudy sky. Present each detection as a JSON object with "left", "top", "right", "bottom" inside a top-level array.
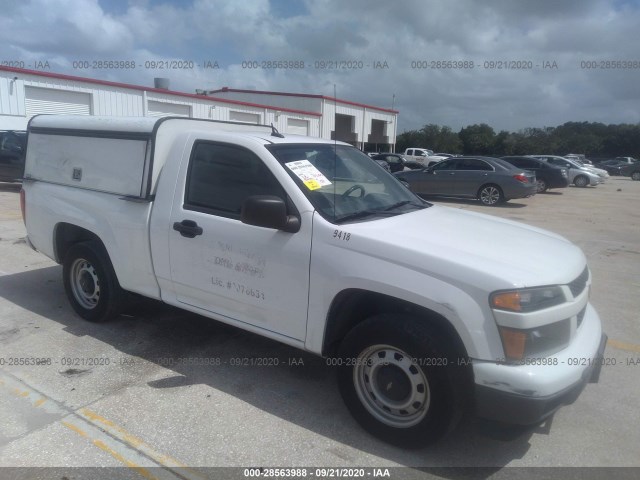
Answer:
[{"left": 2, "top": 0, "right": 639, "bottom": 132}]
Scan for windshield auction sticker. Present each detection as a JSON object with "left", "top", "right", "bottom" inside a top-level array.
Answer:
[{"left": 285, "top": 160, "right": 332, "bottom": 190}]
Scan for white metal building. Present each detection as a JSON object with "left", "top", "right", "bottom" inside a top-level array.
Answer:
[
  {"left": 0, "top": 67, "right": 398, "bottom": 151},
  {"left": 206, "top": 88, "right": 398, "bottom": 152}
]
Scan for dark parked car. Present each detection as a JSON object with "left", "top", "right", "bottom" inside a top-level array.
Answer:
[
  {"left": 373, "top": 159, "right": 391, "bottom": 172},
  {"left": 395, "top": 156, "right": 537, "bottom": 206},
  {"left": 370, "top": 153, "right": 407, "bottom": 173},
  {"left": 628, "top": 163, "right": 640, "bottom": 181},
  {"left": 501, "top": 156, "right": 569, "bottom": 193},
  {"left": 597, "top": 159, "right": 631, "bottom": 176},
  {"left": 0, "top": 131, "right": 27, "bottom": 182}
]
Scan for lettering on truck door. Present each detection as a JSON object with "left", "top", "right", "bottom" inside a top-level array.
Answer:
[{"left": 167, "top": 141, "right": 312, "bottom": 340}]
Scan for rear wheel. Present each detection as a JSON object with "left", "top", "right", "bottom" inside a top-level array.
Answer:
[
  {"left": 536, "top": 179, "right": 548, "bottom": 193},
  {"left": 63, "top": 241, "right": 124, "bottom": 322},
  {"left": 573, "top": 175, "right": 589, "bottom": 187},
  {"left": 336, "top": 314, "right": 466, "bottom": 447},
  {"left": 631, "top": 171, "right": 640, "bottom": 181},
  {"left": 478, "top": 184, "right": 504, "bottom": 206}
]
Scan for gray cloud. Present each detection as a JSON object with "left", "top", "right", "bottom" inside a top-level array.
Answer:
[{"left": 1, "top": 0, "right": 639, "bottom": 131}]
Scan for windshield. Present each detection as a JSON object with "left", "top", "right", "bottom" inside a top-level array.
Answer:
[{"left": 267, "top": 144, "right": 428, "bottom": 224}]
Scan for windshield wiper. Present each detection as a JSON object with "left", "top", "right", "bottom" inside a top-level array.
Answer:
[
  {"left": 335, "top": 200, "right": 427, "bottom": 224},
  {"left": 382, "top": 200, "right": 427, "bottom": 211},
  {"left": 334, "top": 209, "right": 398, "bottom": 224}
]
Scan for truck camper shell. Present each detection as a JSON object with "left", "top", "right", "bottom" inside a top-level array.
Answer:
[{"left": 25, "top": 115, "right": 274, "bottom": 199}]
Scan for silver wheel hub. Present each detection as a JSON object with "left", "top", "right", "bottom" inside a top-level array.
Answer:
[
  {"left": 70, "top": 258, "right": 100, "bottom": 310},
  {"left": 353, "top": 345, "right": 430, "bottom": 428},
  {"left": 480, "top": 187, "right": 499, "bottom": 204}
]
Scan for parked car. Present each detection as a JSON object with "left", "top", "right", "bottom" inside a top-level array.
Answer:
[
  {"left": 395, "top": 156, "right": 537, "bottom": 206},
  {"left": 596, "top": 159, "right": 630, "bottom": 176},
  {"left": 403, "top": 148, "right": 448, "bottom": 167},
  {"left": 0, "top": 130, "right": 27, "bottom": 182},
  {"left": 627, "top": 163, "right": 640, "bottom": 181},
  {"left": 613, "top": 156, "right": 638, "bottom": 164},
  {"left": 370, "top": 153, "right": 407, "bottom": 173},
  {"left": 373, "top": 159, "right": 391, "bottom": 172},
  {"left": 572, "top": 159, "right": 609, "bottom": 181},
  {"left": 529, "top": 156, "right": 601, "bottom": 187},
  {"left": 501, "top": 156, "right": 569, "bottom": 193}
]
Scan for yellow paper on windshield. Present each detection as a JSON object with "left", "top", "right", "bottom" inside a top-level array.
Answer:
[{"left": 285, "top": 160, "right": 332, "bottom": 190}]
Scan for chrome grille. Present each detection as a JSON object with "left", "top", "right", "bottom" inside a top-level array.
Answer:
[{"left": 568, "top": 267, "right": 589, "bottom": 297}]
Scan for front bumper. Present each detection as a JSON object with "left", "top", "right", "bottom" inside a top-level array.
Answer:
[
  {"left": 475, "top": 332, "right": 606, "bottom": 425},
  {"left": 473, "top": 303, "right": 606, "bottom": 425}
]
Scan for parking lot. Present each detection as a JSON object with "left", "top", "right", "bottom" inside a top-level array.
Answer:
[{"left": 0, "top": 178, "right": 638, "bottom": 478}]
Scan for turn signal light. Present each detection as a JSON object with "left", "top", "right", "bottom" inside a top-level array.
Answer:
[{"left": 499, "top": 327, "right": 527, "bottom": 360}]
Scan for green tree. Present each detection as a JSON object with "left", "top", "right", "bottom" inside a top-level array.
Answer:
[{"left": 459, "top": 124, "right": 496, "bottom": 154}]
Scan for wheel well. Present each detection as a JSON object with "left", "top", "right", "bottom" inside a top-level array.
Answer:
[
  {"left": 322, "top": 289, "right": 468, "bottom": 360},
  {"left": 54, "top": 223, "right": 104, "bottom": 264}
]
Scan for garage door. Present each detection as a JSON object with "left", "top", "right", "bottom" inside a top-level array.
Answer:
[
  {"left": 25, "top": 87, "right": 91, "bottom": 117},
  {"left": 147, "top": 100, "right": 191, "bottom": 117},
  {"left": 229, "top": 111, "right": 261, "bottom": 124},
  {"left": 286, "top": 118, "right": 308, "bottom": 135}
]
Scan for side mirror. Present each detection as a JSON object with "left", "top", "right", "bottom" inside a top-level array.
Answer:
[{"left": 241, "top": 195, "right": 300, "bottom": 233}]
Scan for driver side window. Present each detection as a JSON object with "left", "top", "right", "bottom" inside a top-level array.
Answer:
[{"left": 185, "top": 141, "right": 286, "bottom": 219}]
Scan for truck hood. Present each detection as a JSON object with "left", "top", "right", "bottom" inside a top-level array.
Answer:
[{"left": 347, "top": 205, "right": 586, "bottom": 291}]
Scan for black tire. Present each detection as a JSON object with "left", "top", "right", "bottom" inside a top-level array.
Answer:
[
  {"left": 336, "top": 314, "right": 467, "bottom": 447},
  {"left": 573, "top": 175, "right": 589, "bottom": 187},
  {"left": 478, "top": 184, "right": 504, "bottom": 206},
  {"left": 536, "top": 178, "right": 548, "bottom": 193},
  {"left": 631, "top": 171, "right": 640, "bottom": 181},
  {"left": 62, "top": 241, "right": 124, "bottom": 322}
]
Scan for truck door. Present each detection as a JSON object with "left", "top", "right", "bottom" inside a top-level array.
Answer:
[{"left": 167, "top": 140, "right": 312, "bottom": 341}]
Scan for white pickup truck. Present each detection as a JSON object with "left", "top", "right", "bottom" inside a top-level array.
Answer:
[
  {"left": 403, "top": 148, "right": 447, "bottom": 166},
  {"left": 22, "top": 115, "right": 606, "bottom": 447}
]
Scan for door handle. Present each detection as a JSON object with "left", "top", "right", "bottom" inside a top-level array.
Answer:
[{"left": 173, "top": 220, "right": 203, "bottom": 238}]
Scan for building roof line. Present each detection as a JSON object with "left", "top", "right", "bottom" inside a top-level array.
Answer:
[
  {"left": 0, "top": 66, "right": 321, "bottom": 117},
  {"left": 208, "top": 87, "right": 399, "bottom": 114}
]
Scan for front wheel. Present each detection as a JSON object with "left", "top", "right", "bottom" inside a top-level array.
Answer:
[
  {"left": 63, "top": 241, "right": 124, "bottom": 322},
  {"left": 336, "top": 314, "right": 466, "bottom": 447},
  {"left": 573, "top": 175, "right": 589, "bottom": 187}
]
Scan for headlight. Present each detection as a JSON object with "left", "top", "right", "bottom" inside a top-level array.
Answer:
[{"left": 490, "top": 286, "right": 565, "bottom": 312}]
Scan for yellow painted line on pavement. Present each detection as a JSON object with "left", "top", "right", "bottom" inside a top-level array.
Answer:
[
  {"left": 607, "top": 338, "right": 640, "bottom": 353},
  {"left": 61, "top": 420, "right": 88, "bottom": 438},
  {"left": 91, "top": 439, "right": 158, "bottom": 480},
  {"left": 0, "top": 372, "right": 197, "bottom": 480},
  {"left": 79, "top": 408, "right": 187, "bottom": 467}
]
